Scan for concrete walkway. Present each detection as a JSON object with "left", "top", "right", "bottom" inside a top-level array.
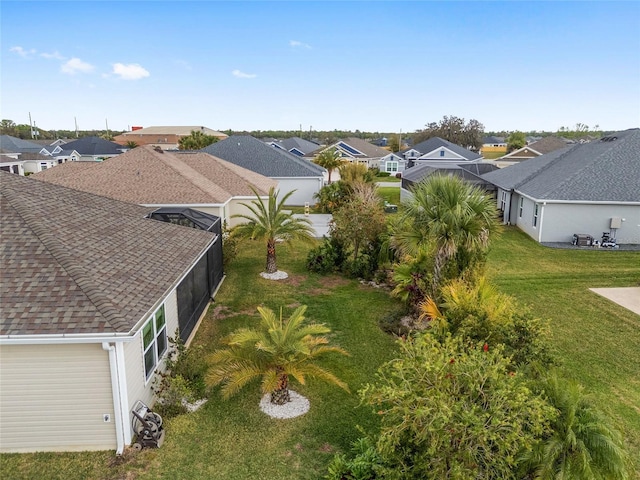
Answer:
[
  {"left": 589, "top": 287, "right": 640, "bottom": 315},
  {"left": 376, "top": 181, "right": 401, "bottom": 188},
  {"left": 293, "top": 213, "right": 332, "bottom": 238}
]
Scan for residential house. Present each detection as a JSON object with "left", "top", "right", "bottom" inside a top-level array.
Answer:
[
  {"left": 482, "top": 128, "right": 640, "bottom": 245},
  {"left": 268, "top": 137, "right": 320, "bottom": 157},
  {"left": 307, "top": 137, "right": 406, "bottom": 175},
  {"left": 499, "top": 136, "right": 570, "bottom": 165},
  {"left": 481, "top": 136, "right": 507, "bottom": 157},
  {"left": 59, "top": 136, "right": 127, "bottom": 161},
  {"left": 33, "top": 145, "right": 277, "bottom": 227},
  {"left": 398, "top": 137, "right": 482, "bottom": 168},
  {"left": 400, "top": 163, "right": 500, "bottom": 202},
  {"left": 114, "top": 126, "right": 228, "bottom": 150},
  {"left": 0, "top": 135, "right": 59, "bottom": 173},
  {"left": 0, "top": 154, "right": 25, "bottom": 175},
  {"left": 0, "top": 172, "right": 223, "bottom": 453},
  {"left": 202, "top": 135, "right": 325, "bottom": 205}
]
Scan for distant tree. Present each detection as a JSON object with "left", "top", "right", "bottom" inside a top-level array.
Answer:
[
  {"left": 232, "top": 186, "right": 315, "bottom": 274},
  {"left": 206, "top": 305, "right": 349, "bottom": 405},
  {"left": 313, "top": 149, "right": 344, "bottom": 184},
  {"left": 0, "top": 119, "right": 17, "bottom": 136},
  {"left": 413, "top": 116, "right": 484, "bottom": 151},
  {"left": 388, "top": 135, "right": 400, "bottom": 153},
  {"left": 507, "top": 131, "right": 527, "bottom": 152},
  {"left": 178, "top": 130, "right": 219, "bottom": 150},
  {"left": 124, "top": 140, "right": 139, "bottom": 149},
  {"left": 338, "top": 163, "right": 375, "bottom": 185}
]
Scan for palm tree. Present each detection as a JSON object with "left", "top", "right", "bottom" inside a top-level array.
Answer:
[
  {"left": 124, "top": 140, "right": 138, "bottom": 149},
  {"left": 206, "top": 305, "right": 350, "bottom": 405},
  {"left": 178, "top": 129, "right": 218, "bottom": 150},
  {"left": 313, "top": 149, "right": 344, "bottom": 184},
  {"left": 232, "top": 186, "right": 315, "bottom": 274},
  {"left": 399, "top": 174, "right": 500, "bottom": 295},
  {"left": 520, "top": 374, "right": 629, "bottom": 479}
]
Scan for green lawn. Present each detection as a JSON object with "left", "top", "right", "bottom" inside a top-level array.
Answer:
[
  {"left": 2, "top": 228, "right": 639, "bottom": 479},
  {"left": 376, "top": 186, "right": 400, "bottom": 206},
  {"left": 487, "top": 227, "right": 640, "bottom": 475},
  {"left": 374, "top": 175, "right": 400, "bottom": 182}
]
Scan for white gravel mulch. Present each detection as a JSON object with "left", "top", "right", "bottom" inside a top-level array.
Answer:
[
  {"left": 259, "top": 270, "right": 289, "bottom": 280},
  {"left": 259, "top": 390, "right": 310, "bottom": 419}
]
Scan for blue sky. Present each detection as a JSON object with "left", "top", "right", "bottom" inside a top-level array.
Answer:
[{"left": 2, "top": 1, "right": 639, "bottom": 134}]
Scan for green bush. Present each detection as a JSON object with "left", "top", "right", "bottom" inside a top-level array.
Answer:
[
  {"left": 306, "top": 236, "right": 347, "bottom": 274},
  {"left": 326, "top": 437, "right": 382, "bottom": 480},
  {"left": 377, "top": 171, "right": 391, "bottom": 178}
]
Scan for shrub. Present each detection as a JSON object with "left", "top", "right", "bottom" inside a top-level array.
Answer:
[
  {"left": 377, "top": 171, "right": 391, "bottom": 178},
  {"left": 377, "top": 308, "right": 410, "bottom": 337},
  {"left": 306, "top": 236, "right": 348, "bottom": 274},
  {"left": 327, "top": 437, "right": 383, "bottom": 480}
]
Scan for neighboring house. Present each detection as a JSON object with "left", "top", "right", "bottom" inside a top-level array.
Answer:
[
  {"left": 268, "top": 137, "right": 320, "bottom": 157},
  {"left": 0, "top": 135, "right": 51, "bottom": 156},
  {"left": 0, "top": 135, "right": 61, "bottom": 173},
  {"left": 114, "top": 126, "right": 228, "bottom": 150},
  {"left": 307, "top": 137, "right": 406, "bottom": 174},
  {"left": 0, "top": 154, "right": 25, "bottom": 175},
  {"left": 0, "top": 172, "right": 223, "bottom": 453},
  {"left": 499, "top": 136, "right": 570, "bottom": 164},
  {"left": 399, "top": 137, "right": 482, "bottom": 168},
  {"left": 60, "top": 136, "right": 127, "bottom": 161},
  {"left": 481, "top": 136, "right": 507, "bottom": 157},
  {"left": 400, "top": 163, "right": 500, "bottom": 202},
  {"left": 33, "top": 145, "right": 277, "bottom": 227},
  {"left": 202, "top": 135, "right": 325, "bottom": 205},
  {"left": 482, "top": 128, "right": 640, "bottom": 245}
]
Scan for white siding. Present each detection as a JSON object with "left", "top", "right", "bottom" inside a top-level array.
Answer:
[
  {"left": 0, "top": 343, "right": 116, "bottom": 452},
  {"left": 274, "top": 177, "right": 323, "bottom": 205},
  {"left": 123, "top": 290, "right": 180, "bottom": 440}
]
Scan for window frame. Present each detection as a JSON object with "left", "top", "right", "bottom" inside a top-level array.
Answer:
[
  {"left": 518, "top": 197, "right": 524, "bottom": 218},
  {"left": 386, "top": 160, "right": 398, "bottom": 173},
  {"left": 533, "top": 203, "right": 539, "bottom": 227},
  {"left": 142, "top": 304, "right": 168, "bottom": 383}
]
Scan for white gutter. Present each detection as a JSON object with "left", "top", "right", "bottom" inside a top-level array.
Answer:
[
  {"left": 103, "top": 342, "right": 125, "bottom": 455},
  {"left": 0, "top": 334, "right": 135, "bottom": 345},
  {"left": 115, "top": 343, "right": 132, "bottom": 444},
  {"left": 515, "top": 191, "right": 640, "bottom": 206},
  {"left": 538, "top": 202, "right": 546, "bottom": 243}
]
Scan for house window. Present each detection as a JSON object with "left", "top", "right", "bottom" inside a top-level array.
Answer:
[
  {"left": 533, "top": 204, "right": 539, "bottom": 227},
  {"left": 40, "top": 162, "right": 48, "bottom": 170},
  {"left": 500, "top": 191, "right": 507, "bottom": 211},
  {"left": 143, "top": 304, "right": 168, "bottom": 380},
  {"left": 386, "top": 161, "right": 398, "bottom": 173},
  {"left": 440, "top": 150, "right": 445, "bottom": 157},
  {"left": 519, "top": 197, "right": 524, "bottom": 218}
]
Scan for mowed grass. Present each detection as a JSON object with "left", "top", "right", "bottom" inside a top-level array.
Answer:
[
  {"left": 487, "top": 227, "right": 640, "bottom": 474},
  {"left": 2, "top": 228, "right": 639, "bottom": 478},
  {"left": 1, "top": 240, "right": 401, "bottom": 480},
  {"left": 376, "top": 186, "right": 400, "bottom": 206}
]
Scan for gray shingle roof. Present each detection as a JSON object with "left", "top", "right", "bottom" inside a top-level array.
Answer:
[
  {"left": 482, "top": 128, "right": 640, "bottom": 202},
  {"left": 276, "top": 137, "right": 319, "bottom": 155},
  {"left": 405, "top": 137, "right": 482, "bottom": 161},
  {"left": 59, "top": 136, "right": 125, "bottom": 155},
  {"left": 201, "top": 135, "right": 325, "bottom": 177},
  {"left": 403, "top": 162, "right": 499, "bottom": 184},
  {"left": 0, "top": 172, "right": 216, "bottom": 337},
  {"left": 0, "top": 135, "right": 47, "bottom": 154}
]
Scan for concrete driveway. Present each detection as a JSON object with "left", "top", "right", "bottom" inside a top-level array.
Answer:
[{"left": 590, "top": 287, "right": 640, "bottom": 315}]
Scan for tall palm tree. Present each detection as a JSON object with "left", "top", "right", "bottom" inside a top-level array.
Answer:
[
  {"left": 313, "top": 149, "right": 344, "bottom": 184},
  {"left": 206, "top": 305, "right": 349, "bottom": 405},
  {"left": 232, "top": 186, "right": 315, "bottom": 274},
  {"left": 520, "top": 374, "right": 629, "bottom": 479},
  {"left": 399, "top": 174, "right": 500, "bottom": 295}
]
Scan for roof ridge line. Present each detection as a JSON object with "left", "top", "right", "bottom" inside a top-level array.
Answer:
[
  {"left": 512, "top": 144, "right": 578, "bottom": 190},
  {"left": 2, "top": 187, "right": 131, "bottom": 333},
  {"left": 148, "top": 148, "right": 233, "bottom": 201}
]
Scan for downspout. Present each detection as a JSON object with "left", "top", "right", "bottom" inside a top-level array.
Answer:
[
  {"left": 103, "top": 342, "right": 125, "bottom": 455},
  {"left": 538, "top": 202, "right": 546, "bottom": 243}
]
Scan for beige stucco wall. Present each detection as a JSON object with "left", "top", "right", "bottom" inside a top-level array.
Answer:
[{"left": 0, "top": 343, "right": 116, "bottom": 452}]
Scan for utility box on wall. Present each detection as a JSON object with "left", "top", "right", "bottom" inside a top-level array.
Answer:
[{"left": 610, "top": 217, "right": 622, "bottom": 229}]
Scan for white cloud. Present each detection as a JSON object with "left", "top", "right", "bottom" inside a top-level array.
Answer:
[
  {"left": 112, "top": 63, "right": 150, "bottom": 80},
  {"left": 289, "top": 40, "right": 311, "bottom": 49},
  {"left": 40, "top": 51, "right": 65, "bottom": 60},
  {"left": 232, "top": 69, "right": 257, "bottom": 79},
  {"left": 61, "top": 57, "right": 95, "bottom": 75},
  {"left": 10, "top": 46, "right": 37, "bottom": 58}
]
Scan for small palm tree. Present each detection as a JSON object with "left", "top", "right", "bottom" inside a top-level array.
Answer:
[
  {"left": 206, "top": 305, "right": 350, "bottom": 405},
  {"left": 313, "top": 149, "right": 344, "bottom": 184},
  {"left": 232, "top": 186, "right": 315, "bottom": 274},
  {"left": 520, "top": 374, "right": 629, "bottom": 479},
  {"left": 124, "top": 140, "right": 139, "bottom": 149},
  {"left": 400, "top": 174, "right": 500, "bottom": 294}
]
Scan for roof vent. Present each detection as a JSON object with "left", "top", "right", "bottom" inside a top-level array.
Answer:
[{"left": 600, "top": 136, "right": 618, "bottom": 142}]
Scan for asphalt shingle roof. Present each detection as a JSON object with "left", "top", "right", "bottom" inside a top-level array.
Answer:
[
  {"left": 59, "top": 136, "right": 125, "bottom": 155},
  {"left": 403, "top": 163, "right": 499, "bottom": 183},
  {"left": 0, "top": 135, "right": 47, "bottom": 154},
  {"left": 1, "top": 172, "right": 216, "bottom": 336},
  {"left": 482, "top": 128, "right": 640, "bottom": 202},
  {"left": 404, "top": 137, "right": 482, "bottom": 161},
  {"left": 201, "top": 135, "right": 325, "bottom": 178},
  {"left": 33, "top": 145, "right": 277, "bottom": 204},
  {"left": 276, "top": 137, "right": 320, "bottom": 155}
]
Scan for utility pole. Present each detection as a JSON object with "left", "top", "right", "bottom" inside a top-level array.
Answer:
[
  {"left": 105, "top": 118, "right": 110, "bottom": 139},
  {"left": 29, "top": 112, "right": 34, "bottom": 138},
  {"left": 74, "top": 117, "right": 79, "bottom": 138}
]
